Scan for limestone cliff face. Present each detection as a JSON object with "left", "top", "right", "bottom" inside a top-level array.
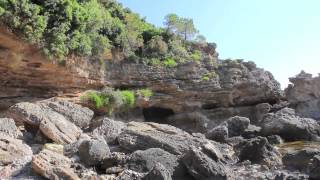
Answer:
[{"left": 0, "top": 26, "right": 104, "bottom": 110}]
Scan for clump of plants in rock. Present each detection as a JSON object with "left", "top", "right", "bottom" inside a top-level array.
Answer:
[
  {"left": 81, "top": 87, "right": 153, "bottom": 115},
  {"left": 202, "top": 72, "right": 218, "bottom": 81}
]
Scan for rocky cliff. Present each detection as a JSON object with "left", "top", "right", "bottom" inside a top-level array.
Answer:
[{"left": 0, "top": 27, "right": 104, "bottom": 110}]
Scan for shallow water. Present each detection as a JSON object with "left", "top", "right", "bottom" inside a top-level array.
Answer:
[{"left": 276, "top": 141, "right": 320, "bottom": 154}]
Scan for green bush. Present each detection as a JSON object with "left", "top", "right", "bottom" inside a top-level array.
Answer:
[
  {"left": 81, "top": 91, "right": 105, "bottom": 109},
  {"left": 190, "top": 50, "right": 202, "bottom": 62},
  {"left": 163, "top": 58, "right": 177, "bottom": 68},
  {"left": 202, "top": 72, "right": 218, "bottom": 81},
  {"left": 137, "top": 89, "right": 153, "bottom": 98},
  {"left": 120, "top": 90, "right": 135, "bottom": 108},
  {"left": 148, "top": 58, "right": 161, "bottom": 66}
]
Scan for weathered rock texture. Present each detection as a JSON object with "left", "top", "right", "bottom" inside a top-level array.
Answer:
[
  {"left": 106, "top": 59, "right": 282, "bottom": 128},
  {"left": 286, "top": 71, "right": 320, "bottom": 120},
  {"left": 0, "top": 26, "right": 104, "bottom": 110}
]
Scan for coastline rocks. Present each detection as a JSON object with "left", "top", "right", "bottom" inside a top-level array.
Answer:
[
  {"left": 285, "top": 71, "right": 320, "bottom": 120},
  {"left": 0, "top": 134, "right": 33, "bottom": 178},
  {"left": 0, "top": 118, "right": 21, "bottom": 138},
  {"left": 78, "top": 139, "right": 111, "bottom": 166},
  {"left": 260, "top": 108, "right": 320, "bottom": 141},
  {"left": 92, "top": 118, "right": 126, "bottom": 144},
  {"left": 282, "top": 148, "right": 320, "bottom": 172},
  {"left": 167, "top": 112, "right": 209, "bottom": 134},
  {"left": 236, "top": 137, "right": 281, "bottom": 167},
  {"left": 32, "top": 149, "right": 79, "bottom": 179},
  {"left": 143, "top": 163, "right": 172, "bottom": 180},
  {"left": 182, "top": 148, "right": 228, "bottom": 180},
  {"left": 43, "top": 99, "right": 94, "bottom": 129}
]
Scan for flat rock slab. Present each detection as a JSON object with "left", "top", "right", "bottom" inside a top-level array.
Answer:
[
  {"left": 32, "top": 149, "right": 80, "bottom": 179},
  {"left": 42, "top": 99, "right": 94, "bottom": 129},
  {"left": 0, "top": 134, "right": 33, "bottom": 178}
]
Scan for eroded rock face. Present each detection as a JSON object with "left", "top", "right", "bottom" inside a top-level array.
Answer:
[
  {"left": 0, "top": 26, "right": 104, "bottom": 110},
  {"left": 260, "top": 108, "right": 320, "bottom": 141},
  {"left": 92, "top": 118, "right": 127, "bottom": 144},
  {"left": 286, "top": 71, "right": 320, "bottom": 120},
  {"left": 106, "top": 60, "right": 282, "bottom": 121},
  {"left": 78, "top": 139, "right": 111, "bottom": 166}
]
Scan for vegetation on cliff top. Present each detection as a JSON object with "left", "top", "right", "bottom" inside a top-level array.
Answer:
[{"left": 0, "top": 0, "right": 217, "bottom": 65}]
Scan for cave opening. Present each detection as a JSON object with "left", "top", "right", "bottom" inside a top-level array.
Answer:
[{"left": 142, "top": 107, "right": 175, "bottom": 124}]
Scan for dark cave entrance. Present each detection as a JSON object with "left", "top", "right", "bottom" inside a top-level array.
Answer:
[{"left": 143, "top": 107, "right": 175, "bottom": 124}]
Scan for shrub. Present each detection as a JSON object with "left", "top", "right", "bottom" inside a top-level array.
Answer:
[
  {"left": 137, "top": 89, "right": 153, "bottom": 98},
  {"left": 148, "top": 58, "right": 161, "bottom": 66},
  {"left": 202, "top": 72, "right": 217, "bottom": 81},
  {"left": 81, "top": 91, "right": 105, "bottom": 109},
  {"left": 163, "top": 58, "right": 177, "bottom": 68},
  {"left": 145, "top": 35, "right": 168, "bottom": 57},
  {"left": 190, "top": 50, "right": 202, "bottom": 62},
  {"left": 120, "top": 90, "right": 135, "bottom": 108}
]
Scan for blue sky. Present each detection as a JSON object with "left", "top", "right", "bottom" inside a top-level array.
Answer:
[{"left": 118, "top": 0, "right": 320, "bottom": 88}]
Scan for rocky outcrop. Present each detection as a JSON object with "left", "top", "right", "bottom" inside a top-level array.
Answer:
[
  {"left": 0, "top": 118, "right": 21, "bottom": 138},
  {"left": 286, "top": 71, "right": 320, "bottom": 120},
  {"left": 106, "top": 59, "right": 282, "bottom": 127},
  {"left": 260, "top": 108, "right": 320, "bottom": 141}
]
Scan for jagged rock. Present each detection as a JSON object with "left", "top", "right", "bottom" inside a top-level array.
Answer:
[
  {"left": 242, "top": 124, "right": 261, "bottom": 139},
  {"left": 236, "top": 137, "right": 281, "bottom": 167},
  {"left": 309, "top": 155, "right": 320, "bottom": 180},
  {"left": 78, "top": 138, "right": 111, "bottom": 166},
  {"left": 226, "top": 116, "right": 250, "bottom": 137},
  {"left": 0, "top": 134, "right": 33, "bottom": 178},
  {"left": 282, "top": 148, "right": 320, "bottom": 172},
  {"left": 206, "top": 125, "right": 228, "bottom": 142},
  {"left": 64, "top": 134, "right": 91, "bottom": 157},
  {"left": 43, "top": 143, "right": 64, "bottom": 154},
  {"left": 118, "top": 121, "right": 218, "bottom": 156},
  {"left": 39, "top": 112, "right": 82, "bottom": 144},
  {"left": 267, "top": 135, "right": 283, "bottom": 145},
  {"left": 102, "top": 152, "right": 128, "bottom": 170},
  {"left": 0, "top": 118, "right": 20, "bottom": 138},
  {"left": 92, "top": 118, "right": 126, "bottom": 144},
  {"left": 167, "top": 112, "right": 209, "bottom": 133},
  {"left": 182, "top": 148, "right": 228, "bottom": 180},
  {"left": 285, "top": 71, "right": 320, "bottom": 120},
  {"left": 260, "top": 108, "right": 320, "bottom": 141},
  {"left": 42, "top": 99, "right": 94, "bottom": 129},
  {"left": 206, "top": 116, "right": 250, "bottom": 142},
  {"left": 127, "top": 148, "right": 186, "bottom": 179},
  {"left": 143, "top": 163, "right": 172, "bottom": 180},
  {"left": 32, "top": 149, "right": 79, "bottom": 179}
]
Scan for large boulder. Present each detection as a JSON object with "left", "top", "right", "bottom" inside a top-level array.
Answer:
[
  {"left": 42, "top": 99, "right": 94, "bottom": 129},
  {"left": 0, "top": 118, "right": 20, "bottom": 138},
  {"left": 285, "top": 71, "right": 320, "bottom": 120},
  {"left": 127, "top": 148, "right": 187, "bottom": 179},
  {"left": 118, "top": 121, "right": 227, "bottom": 156},
  {"left": 92, "top": 118, "right": 126, "bottom": 144},
  {"left": 260, "top": 108, "right": 320, "bottom": 141},
  {"left": 282, "top": 148, "right": 320, "bottom": 172},
  {"left": 182, "top": 148, "right": 228, "bottom": 180},
  {"left": 167, "top": 112, "right": 209, "bottom": 134},
  {"left": 0, "top": 134, "right": 33, "bottom": 178},
  {"left": 236, "top": 137, "right": 281, "bottom": 167},
  {"left": 32, "top": 149, "right": 79, "bottom": 179},
  {"left": 8, "top": 101, "right": 83, "bottom": 144},
  {"left": 78, "top": 138, "right": 111, "bottom": 166}
]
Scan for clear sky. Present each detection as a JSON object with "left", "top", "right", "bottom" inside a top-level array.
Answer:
[{"left": 118, "top": 0, "right": 320, "bottom": 88}]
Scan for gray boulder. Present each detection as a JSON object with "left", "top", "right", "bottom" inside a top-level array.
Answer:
[
  {"left": 226, "top": 116, "right": 250, "bottom": 137},
  {"left": 127, "top": 148, "right": 186, "bottom": 179},
  {"left": 79, "top": 139, "right": 111, "bottom": 166},
  {"left": 283, "top": 148, "right": 320, "bottom": 172},
  {"left": 182, "top": 148, "right": 228, "bottom": 180},
  {"left": 92, "top": 118, "right": 126, "bottom": 144},
  {"left": 43, "top": 99, "right": 94, "bottom": 129},
  {"left": 206, "top": 125, "right": 228, "bottom": 142},
  {"left": 236, "top": 137, "right": 281, "bottom": 167},
  {"left": 260, "top": 108, "right": 320, "bottom": 141}
]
